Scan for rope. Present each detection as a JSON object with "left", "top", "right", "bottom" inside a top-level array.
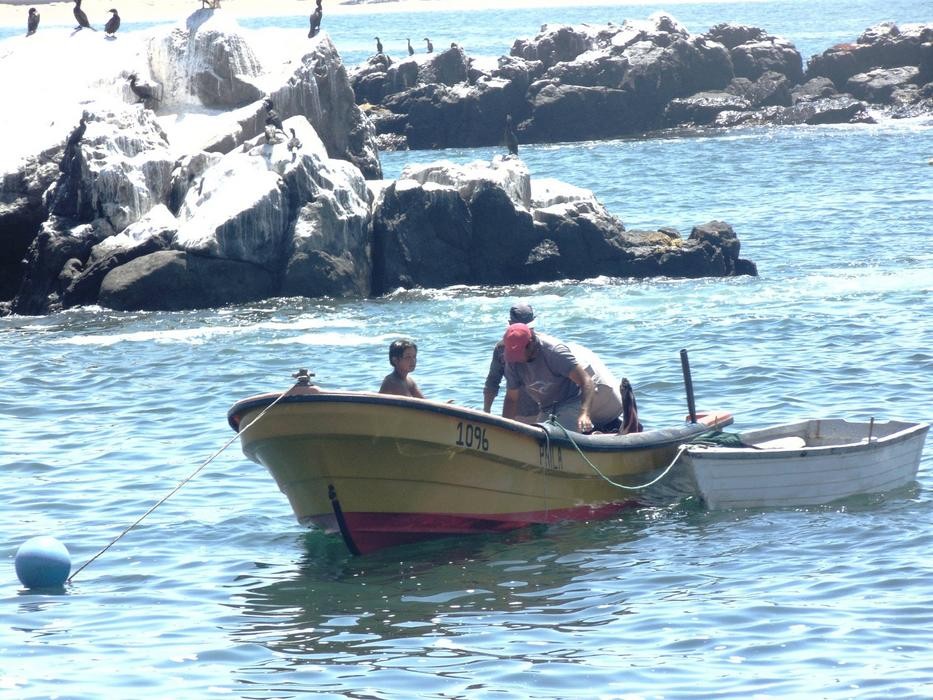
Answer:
[
  {"left": 67, "top": 382, "right": 298, "bottom": 583},
  {"left": 545, "top": 416, "right": 689, "bottom": 491}
]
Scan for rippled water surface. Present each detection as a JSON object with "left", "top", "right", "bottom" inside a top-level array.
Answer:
[{"left": 3, "top": 0, "right": 933, "bottom": 697}]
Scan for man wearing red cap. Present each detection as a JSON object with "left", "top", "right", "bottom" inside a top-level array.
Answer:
[
  {"left": 501, "top": 324, "right": 623, "bottom": 433},
  {"left": 483, "top": 302, "right": 539, "bottom": 423}
]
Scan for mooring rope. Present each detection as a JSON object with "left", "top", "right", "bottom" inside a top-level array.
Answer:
[
  {"left": 67, "top": 381, "right": 298, "bottom": 583},
  {"left": 545, "top": 416, "right": 689, "bottom": 491}
]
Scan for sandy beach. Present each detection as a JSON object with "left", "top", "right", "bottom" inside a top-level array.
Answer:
[{"left": 0, "top": 0, "right": 645, "bottom": 30}]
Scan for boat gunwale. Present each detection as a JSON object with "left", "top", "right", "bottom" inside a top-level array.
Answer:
[
  {"left": 683, "top": 419, "right": 929, "bottom": 461},
  {"left": 228, "top": 390, "right": 732, "bottom": 453}
]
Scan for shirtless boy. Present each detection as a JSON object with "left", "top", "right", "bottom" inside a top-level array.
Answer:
[{"left": 379, "top": 339, "right": 425, "bottom": 398}]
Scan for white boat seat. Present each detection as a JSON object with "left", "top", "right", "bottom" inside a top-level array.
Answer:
[{"left": 752, "top": 436, "right": 807, "bottom": 450}]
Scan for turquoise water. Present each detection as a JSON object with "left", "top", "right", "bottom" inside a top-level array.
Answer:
[{"left": 3, "top": 1, "right": 933, "bottom": 698}]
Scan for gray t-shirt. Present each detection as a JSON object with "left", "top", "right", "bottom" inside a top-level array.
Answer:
[{"left": 503, "top": 333, "right": 582, "bottom": 413}]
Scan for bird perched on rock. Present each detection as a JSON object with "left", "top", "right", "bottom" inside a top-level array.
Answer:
[
  {"left": 406, "top": 38, "right": 414, "bottom": 56},
  {"left": 424, "top": 37, "right": 433, "bottom": 53},
  {"left": 104, "top": 8, "right": 120, "bottom": 37},
  {"left": 504, "top": 114, "right": 519, "bottom": 156},
  {"left": 263, "top": 98, "right": 285, "bottom": 142},
  {"left": 308, "top": 0, "right": 322, "bottom": 38},
  {"left": 287, "top": 128, "right": 302, "bottom": 160},
  {"left": 72, "top": 0, "right": 94, "bottom": 31},
  {"left": 26, "top": 8, "right": 40, "bottom": 36},
  {"left": 66, "top": 112, "right": 88, "bottom": 148},
  {"left": 128, "top": 74, "right": 160, "bottom": 109},
  {"left": 374, "top": 36, "right": 383, "bottom": 54}
]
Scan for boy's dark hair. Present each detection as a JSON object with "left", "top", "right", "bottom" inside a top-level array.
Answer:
[{"left": 389, "top": 339, "right": 417, "bottom": 362}]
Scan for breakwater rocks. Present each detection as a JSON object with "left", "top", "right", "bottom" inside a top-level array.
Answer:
[
  {"left": 0, "top": 10, "right": 758, "bottom": 316},
  {"left": 2, "top": 140, "right": 756, "bottom": 313},
  {"left": 351, "top": 15, "right": 932, "bottom": 149}
]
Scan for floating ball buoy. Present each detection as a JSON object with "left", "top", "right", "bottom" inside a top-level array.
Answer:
[{"left": 15, "top": 536, "right": 71, "bottom": 589}]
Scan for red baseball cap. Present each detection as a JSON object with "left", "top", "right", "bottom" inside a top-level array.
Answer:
[{"left": 503, "top": 323, "right": 533, "bottom": 362}]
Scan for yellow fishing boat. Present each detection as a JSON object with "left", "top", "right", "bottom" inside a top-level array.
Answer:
[{"left": 228, "top": 374, "right": 732, "bottom": 555}]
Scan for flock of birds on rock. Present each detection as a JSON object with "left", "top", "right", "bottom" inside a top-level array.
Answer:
[
  {"left": 27, "top": 0, "right": 521, "bottom": 156},
  {"left": 25, "top": 1, "right": 120, "bottom": 37},
  {"left": 24, "top": 0, "right": 443, "bottom": 55}
]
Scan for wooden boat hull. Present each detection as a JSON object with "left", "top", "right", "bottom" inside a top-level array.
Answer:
[
  {"left": 228, "top": 390, "right": 732, "bottom": 554},
  {"left": 680, "top": 418, "right": 929, "bottom": 509}
]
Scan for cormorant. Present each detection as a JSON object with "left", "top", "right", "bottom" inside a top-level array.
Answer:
[
  {"left": 406, "top": 38, "right": 414, "bottom": 56},
  {"left": 263, "top": 98, "right": 285, "bottom": 142},
  {"left": 26, "top": 8, "right": 39, "bottom": 36},
  {"left": 374, "top": 36, "right": 383, "bottom": 54},
  {"left": 504, "top": 114, "right": 518, "bottom": 156},
  {"left": 67, "top": 113, "right": 88, "bottom": 148},
  {"left": 128, "top": 74, "right": 160, "bottom": 108},
  {"left": 424, "top": 37, "right": 433, "bottom": 53},
  {"left": 308, "top": 0, "right": 322, "bottom": 38},
  {"left": 104, "top": 9, "right": 120, "bottom": 36},
  {"left": 287, "top": 129, "right": 302, "bottom": 160},
  {"left": 72, "top": 0, "right": 94, "bottom": 31}
]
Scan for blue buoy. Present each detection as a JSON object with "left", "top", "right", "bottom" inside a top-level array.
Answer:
[{"left": 15, "top": 536, "right": 71, "bottom": 590}]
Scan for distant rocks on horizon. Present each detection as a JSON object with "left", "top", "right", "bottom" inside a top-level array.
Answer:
[{"left": 349, "top": 14, "right": 933, "bottom": 151}]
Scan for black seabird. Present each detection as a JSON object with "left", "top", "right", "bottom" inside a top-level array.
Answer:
[
  {"left": 424, "top": 37, "right": 433, "bottom": 53},
  {"left": 73, "top": 0, "right": 94, "bottom": 31},
  {"left": 264, "top": 98, "right": 285, "bottom": 142},
  {"left": 128, "top": 74, "right": 159, "bottom": 107},
  {"left": 26, "top": 8, "right": 40, "bottom": 36},
  {"left": 67, "top": 112, "right": 88, "bottom": 148},
  {"left": 504, "top": 114, "right": 518, "bottom": 156},
  {"left": 287, "top": 129, "right": 302, "bottom": 160},
  {"left": 308, "top": 0, "right": 322, "bottom": 38},
  {"left": 406, "top": 38, "right": 414, "bottom": 56},
  {"left": 374, "top": 36, "right": 383, "bottom": 54},
  {"left": 104, "top": 9, "right": 120, "bottom": 36}
]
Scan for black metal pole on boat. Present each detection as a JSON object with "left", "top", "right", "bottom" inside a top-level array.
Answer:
[{"left": 680, "top": 349, "right": 697, "bottom": 424}]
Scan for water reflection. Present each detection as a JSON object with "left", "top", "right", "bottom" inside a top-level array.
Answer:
[{"left": 229, "top": 519, "right": 658, "bottom": 664}]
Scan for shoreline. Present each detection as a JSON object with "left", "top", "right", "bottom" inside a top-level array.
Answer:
[{"left": 0, "top": 0, "right": 720, "bottom": 30}]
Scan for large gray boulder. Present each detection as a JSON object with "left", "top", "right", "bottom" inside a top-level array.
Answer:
[
  {"left": 99, "top": 250, "right": 276, "bottom": 311},
  {"left": 806, "top": 22, "right": 933, "bottom": 87},
  {"left": 149, "top": 8, "right": 264, "bottom": 108},
  {"left": 706, "top": 23, "right": 803, "bottom": 84}
]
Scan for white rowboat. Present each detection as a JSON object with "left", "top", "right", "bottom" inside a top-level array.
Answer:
[{"left": 680, "top": 418, "right": 929, "bottom": 509}]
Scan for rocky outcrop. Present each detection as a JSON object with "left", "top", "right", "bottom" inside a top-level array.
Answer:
[
  {"left": 1, "top": 10, "right": 383, "bottom": 314},
  {"left": 805, "top": 22, "right": 933, "bottom": 88},
  {"left": 151, "top": 20, "right": 381, "bottom": 179},
  {"left": 85, "top": 116, "right": 374, "bottom": 312},
  {"left": 350, "top": 16, "right": 932, "bottom": 149},
  {"left": 1, "top": 11, "right": 760, "bottom": 316},
  {"left": 0, "top": 147, "right": 61, "bottom": 299},
  {"left": 372, "top": 157, "right": 756, "bottom": 294}
]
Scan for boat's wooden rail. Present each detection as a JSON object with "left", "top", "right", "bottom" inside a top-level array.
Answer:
[{"left": 228, "top": 390, "right": 733, "bottom": 452}]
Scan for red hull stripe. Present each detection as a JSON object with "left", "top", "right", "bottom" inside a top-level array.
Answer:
[{"left": 311, "top": 501, "right": 639, "bottom": 554}]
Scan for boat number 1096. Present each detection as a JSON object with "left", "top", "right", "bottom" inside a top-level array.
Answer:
[{"left": 455, "top": 422, "right": 489, "bottom": 451}]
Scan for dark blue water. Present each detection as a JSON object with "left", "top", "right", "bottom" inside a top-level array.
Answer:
[{"left": 2, "top": 1, "right": 932, "bottom": 698}]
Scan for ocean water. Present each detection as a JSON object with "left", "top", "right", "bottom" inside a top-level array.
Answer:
[{"left": 2, "top": 1, "right": 933, "bottom": 698}]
